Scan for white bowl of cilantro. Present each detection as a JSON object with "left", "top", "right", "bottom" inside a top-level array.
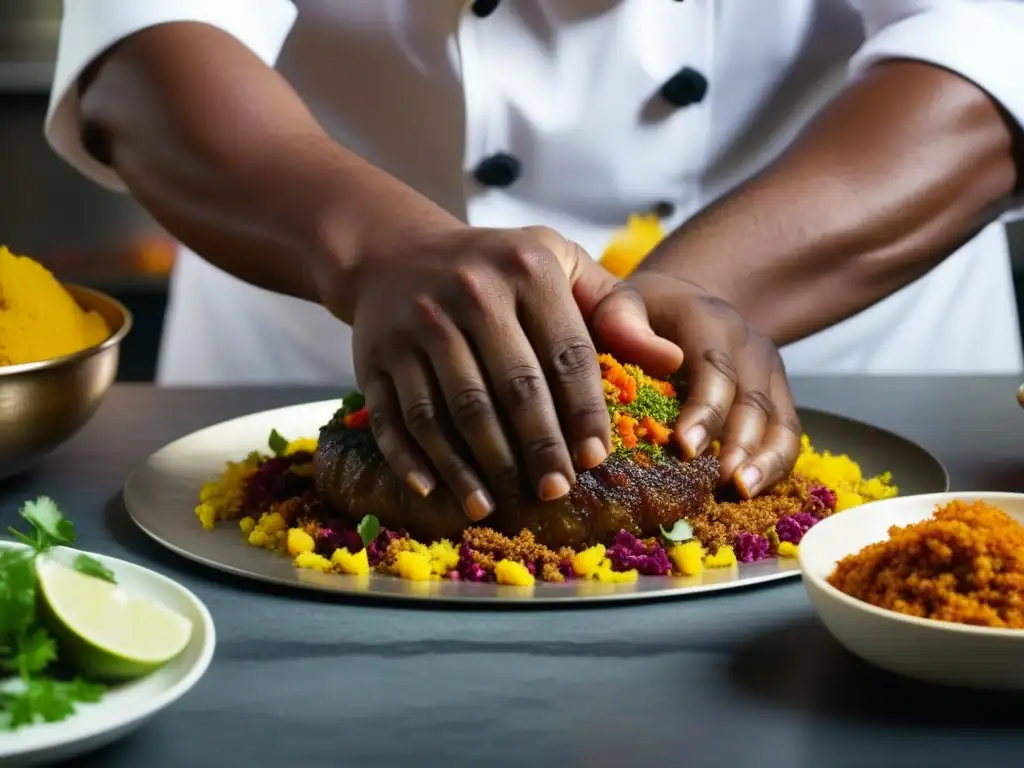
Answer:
[{"left": 0, "top": 497, "right": 215, "bottom": 766}]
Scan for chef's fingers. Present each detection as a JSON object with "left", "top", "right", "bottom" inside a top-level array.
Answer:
[
  {"left": 463, "top": 306, "right": 579, "bottom": 502},
  {"left": 516, "top": 270, "right": 611, "bottom": 476},
  {"left": 673, "top": 334, "right": 739, "bottom": 460},
  {"left": 359, "top": 372, "right": 436, "bottom": 498},
  {"left": 415, "top": 299, "right": 523, "bottom": 505},
  {"left": 525, "top": 226, "right": 683, "bottom": 378},
  {"left": 386, "top": 353, "right": 495, "bottom": 521},
  {"left": 578, "top": 263, "right": 684, "bottom": 378},
  {"left": 734, "top": 365, "right": 802, "bottom": 498},
  {"left": 715, "top": 340, "right": 775, "bottom": 485}
]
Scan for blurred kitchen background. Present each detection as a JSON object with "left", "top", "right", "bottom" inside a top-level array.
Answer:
[{"left": 3, "top": 2, "right": 1024, "bottom": 382}]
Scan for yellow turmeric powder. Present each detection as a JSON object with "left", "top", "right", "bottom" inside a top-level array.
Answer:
[
  {"left": 0, "top": 246, "right": 110, "bottom": 366},
  {"left": 599, "top": 213, "right": 665, "bottom": 279}
]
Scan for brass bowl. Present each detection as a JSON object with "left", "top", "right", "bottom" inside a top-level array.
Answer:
[{"left": 0, "top": 284, "right": 132, "bottom": 480}]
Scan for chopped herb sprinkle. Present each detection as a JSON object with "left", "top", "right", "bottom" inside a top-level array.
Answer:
[{"left": 599, "top": 354, "right": 680, "bottom": 459}]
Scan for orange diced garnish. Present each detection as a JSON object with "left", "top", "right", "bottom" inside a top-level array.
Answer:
[{"left": 640, "top": 416, "right": 672, "bottom": 446}]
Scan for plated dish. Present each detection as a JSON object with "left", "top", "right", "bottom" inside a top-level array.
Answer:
[
  {"left": 125, "top": 353, "right": 943, "bottom": 603},
  {"left": 197, "top": 355, "right": 898, "bottom": 586},
  {"left": 799, "top": 492, "right": 1024, "bottom": 690},
  {"left": 0, "top": 498, "right": 214, "bottom": 766},
  {"left": 126, "top": 401, "right": 946, "bottom": 604}
]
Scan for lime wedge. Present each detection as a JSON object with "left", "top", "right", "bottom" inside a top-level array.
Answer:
[{"left": 36, "top": 555, "right": 193, "bottom": 682}]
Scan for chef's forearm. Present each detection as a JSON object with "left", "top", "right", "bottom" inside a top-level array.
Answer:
[
  {"left": 637, "top": 60, "right": 1021, "bottom": 345},
  {"left": 78, "top": 22, "right": 457, "bottom": 313}
]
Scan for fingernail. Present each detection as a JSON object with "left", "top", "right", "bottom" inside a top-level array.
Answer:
[
  {"left": 405, "top": 471, "right": 434, "bottom": 498},
  {"left": 576, "top": 437, "right": 608, "bottom": 469},
  {"left": 538, "top": 472, "right": 572, "bottom": 501},
  {"left": 737, "top": 465, "right": 762, "bottom": 497},
  {"left": 682, "top": 425, "right": 707, "bottom": 457},
  {"left": 465, "top": 490, "right": 494, "bottom": 521}
]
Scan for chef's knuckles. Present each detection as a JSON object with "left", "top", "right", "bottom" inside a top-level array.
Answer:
[
  {"left": 628, "top": 273, "right": 800, "bottom": 496},
  {"left": 348, "top": 226, "right": 612, "bottom": 519}
]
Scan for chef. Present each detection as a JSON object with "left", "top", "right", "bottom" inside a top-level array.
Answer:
[{"left": 45, "top": 1, "right": 1024, "bottom": 518}]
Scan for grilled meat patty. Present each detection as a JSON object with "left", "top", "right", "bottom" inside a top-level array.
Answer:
[{"left": 314, "top": 414, "right": 720, "bottom": 550}]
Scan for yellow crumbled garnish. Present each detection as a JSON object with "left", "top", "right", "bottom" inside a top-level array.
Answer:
[
  {"left": 284, "top": 437, "right": 317, "bottom": 456},
  {"left": 599, "top": 213, "right": 665, "bottom": 279},
  {"left": 777, "top": 541, "right": 799, "bottom": 558},
  {"left": 396, "top": 551, "right": 432, "bottom": 581},
  {"left": 239, "top": 516, "right": 256, "bottom": 535},
  {"left": 572, "top": 544, "right": 607, "bottom": 578},
  {"left": 705, "top": 545, "right": 738, "bottom": 568},
  {"left": 257, "top": 512, "right": 287, "bottom": 536},
  {"left": 495, "top": 560, "right": 536, "bottom": 586},
  {"left": 293, "top": 550, "right": 333, "bottom": 572},
  {"left": 427, "top": 540, "right": 460, "bottom": 575},
  {"left": 331, "top": 547, "right": 370, "bottom": 575},
  {"left": 243, "top": 511, "right": 291, "bottom": 551},
  {"left": 835, "top": 489, "right": 862, "bottom": 512},
  {"left": 194, "top": 452, "right": 262, "bottom": 529},
  {"left": 794, "top": 434, "right": 897, "bottom": 509},
  {"left": 594, "top": 559, "right": 639, "bottom": 583},
  {"left": 195, "top": 503, "right": 216, "bottom": 532},
  {"left": 669, "top": 541, "right": 704, "bottom": 576},
  {"left": 395, "top": 538, "right": 430, "bottom": 557},
  {"left": 286, "top": 527, "right": 316, "bottom": 557}
]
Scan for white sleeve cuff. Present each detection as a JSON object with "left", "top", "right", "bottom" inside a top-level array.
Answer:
[
  {"left": 849, "top": 1, "right": 1024, "bottom": 221},
  {"left": 45, "top": 0, "right": 298, "bottom": 193}
]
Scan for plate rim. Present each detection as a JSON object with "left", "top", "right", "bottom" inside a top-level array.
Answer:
[
  {"left": 794, "top": 404, "right": 951, "bottom": 492},
  {"left": 798, "top": 490, "right": 1024, "bottom": 639},
  {"left": 0, "top": 540, "right": 216, "bottom": 761},
  {"left": 122, "top": 399, "right": 949, "bottom": 606}
]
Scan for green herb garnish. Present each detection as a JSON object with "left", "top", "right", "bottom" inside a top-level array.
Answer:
[
  {"left": 356, "top": 514, "right": 381, "bottom": 548},
  {"left": 660, "top": 519, "right": 694, "bottom": 542},
  {"left": 1, "top": 497, "right": 112, "bottom": 730},
  {"left": 0, "top": 678, "right": 104, "bottom": 730},
  {"left": 341, "top": 391, "right": 366, "bottom": 418},
  {"left": 7, "top": 498, "right": 113, "bottom": 584},
  {"left": 623, "top": 382, "right": 680, "bottom": 426},
  {"left": 268, "top": 429, "right": 289, "bottom": 457}
]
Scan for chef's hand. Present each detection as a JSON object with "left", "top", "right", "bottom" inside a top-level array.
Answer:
[
  {"left": 593, "top": 272, "right": 801, "bottom": 498},
  {"left": 333, "top": 225, "right": 683, "bottom": 521}
]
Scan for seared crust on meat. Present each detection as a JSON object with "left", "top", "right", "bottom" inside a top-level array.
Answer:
[{"left": 315, "top": 414, "right": 719, "bottom": 550}]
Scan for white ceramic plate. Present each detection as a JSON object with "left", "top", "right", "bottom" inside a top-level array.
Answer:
[
  {"left": 799, "top": 492, "right": 1024, "bottom": 690},
  {"left": 124, "top": 399, "right": 946, "bottom": 604},
  {"left": 0, "top": 542, "right": 215, "bottom": 767}
]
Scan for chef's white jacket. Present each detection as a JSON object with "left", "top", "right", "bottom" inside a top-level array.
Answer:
[{"left": 46, "top": 0, "right": 1024, "bottom": 384}]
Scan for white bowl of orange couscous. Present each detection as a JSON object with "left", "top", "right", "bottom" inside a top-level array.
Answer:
[{"left": 799, "top": 491, "right": 1024, "bottom": 690}]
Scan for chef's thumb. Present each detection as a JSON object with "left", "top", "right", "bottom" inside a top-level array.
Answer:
[
  {"left": 573, "top": 258, "right": 684, "bottom": 378},
  {"left": 522, "top": 225, "right": 683, "bottom": 376}
]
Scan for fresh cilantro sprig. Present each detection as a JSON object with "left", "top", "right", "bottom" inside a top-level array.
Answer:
[
  {"left": 0, "top": 678, "right": 104, "bottom": 730},
  {"left": 1, "top": 497, "right": 113, "bottom": 731},
  {"left": 6, "top": 497, "right": 115, "bottom": 585}
]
